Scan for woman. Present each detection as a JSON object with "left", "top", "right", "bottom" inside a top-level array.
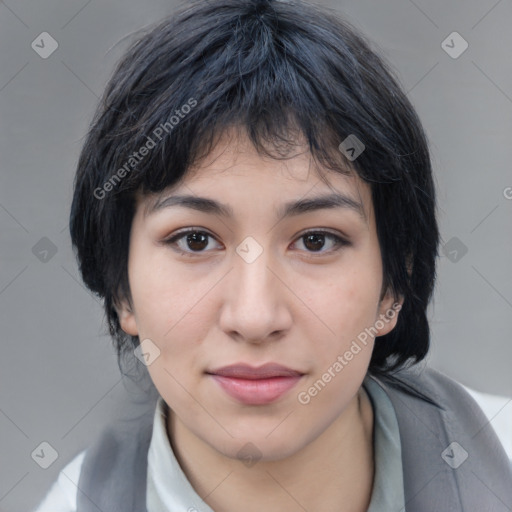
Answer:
[{"left": 35, "top": 0, "right": 512, "bottom": 510}]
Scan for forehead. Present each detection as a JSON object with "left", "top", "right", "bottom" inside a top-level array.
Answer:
[{"left": 139, "top": 128, "right": 373, "bottom": 223}]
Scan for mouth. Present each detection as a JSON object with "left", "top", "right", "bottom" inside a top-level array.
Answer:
[{"left": 206, "top": 363, "right": 305, "bottom": 405}]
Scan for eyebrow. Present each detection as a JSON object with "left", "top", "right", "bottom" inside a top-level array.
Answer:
[{"left": 145, "top": 192, "right": 366, "bottom": 222}]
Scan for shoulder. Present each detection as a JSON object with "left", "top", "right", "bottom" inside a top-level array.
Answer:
[
  {"left": 372, "top": 364, "right": 512, "bottom": 462},
  {"left": 377, "top": 365, "right": 506, "bottom": 439},
  {"left": 461, "top": 382, "right": 512, "bottom": 461},
  {"left": 375, "top": 364, "right": 493, "bottom": 416},
  {"left": 34, "top": 407, "right": 156, "bottom": 512},
  {"left": 32, "top": 450, "right": 86, "bottom": 512},
  {"left": 80, "top": 406, "right": 155, "bottom": 470},
  {"left": 370, "top": 365, "right": 512, "bottom": 507},
  {"left": 373, "top": 367, "right": 512, "bottom": 473}
]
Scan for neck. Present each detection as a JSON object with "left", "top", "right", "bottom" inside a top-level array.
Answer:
[{"left": 167, "top": 387, "right": 374, "bottom": 512}]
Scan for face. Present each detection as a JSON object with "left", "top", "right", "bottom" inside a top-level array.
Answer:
[{"left": 118, "top": 128, "right": 402, "bottom": 462}]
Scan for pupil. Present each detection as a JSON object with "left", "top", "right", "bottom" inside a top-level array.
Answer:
[
  {"left": 188, "top": 232, "right": 207, "bottom": 250},
  {"left": 304, "top": 233, "right": 324, "bottom": 251}
]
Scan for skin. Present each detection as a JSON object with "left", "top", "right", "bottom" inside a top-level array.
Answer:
[{"left": 117, "top": 128, "right": 403, "bottom": 512}]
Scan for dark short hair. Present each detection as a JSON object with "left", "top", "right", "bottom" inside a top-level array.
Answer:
[{"left": 69, "top": 0, "right": 440, "bottom": 381}]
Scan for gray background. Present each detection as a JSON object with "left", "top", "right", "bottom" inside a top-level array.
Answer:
[{"left": 1, "top": 0, "right": 511, "bottom": 511}]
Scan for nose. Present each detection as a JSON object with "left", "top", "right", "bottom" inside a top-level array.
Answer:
[{"left": 218, "top": 246, "right": 293, "bottom": 344}]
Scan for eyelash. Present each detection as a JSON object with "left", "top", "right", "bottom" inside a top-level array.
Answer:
[{"left": 162, "top": 228, "right": 350, "bottom": 257}]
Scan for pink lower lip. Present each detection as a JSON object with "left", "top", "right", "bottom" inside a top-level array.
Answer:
[{"left": 210, "top": 375, "right": 303, "bottom": 405}]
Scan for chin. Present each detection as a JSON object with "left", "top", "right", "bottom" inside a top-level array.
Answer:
[{"left": 211, "top": 428, "right": 308, "bottom": 463}]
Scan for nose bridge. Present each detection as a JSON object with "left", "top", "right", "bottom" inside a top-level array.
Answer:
[
  {"left": 219, "top": 237, "right": 290, "bottom": 341},
  {"left": 233, "top": 239, "right": 277, "bottom": 309}
]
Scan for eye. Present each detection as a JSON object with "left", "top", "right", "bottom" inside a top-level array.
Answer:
[
  {"left": 163, "top": 229, "right": 222, "bottom": 255},
  {"left": 291, "top": 230, "right": 349, "bottom": 254},
  {"left": 162, "top": 228, "right": 350, "bottom": 257}
]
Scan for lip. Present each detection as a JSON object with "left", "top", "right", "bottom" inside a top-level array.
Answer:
[
  {"left": 206, "top": 363, "right": 305, "bottom": 405},
  {"left": 208, "top": 363, "right": 304, "bottom": 379}
]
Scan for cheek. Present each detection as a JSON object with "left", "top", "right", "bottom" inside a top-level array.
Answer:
[
  {"left": 294, "top": 274, "right": 376, "bottom": 413},
  {"left": 134, "top": 270, "right": 212, "bottom": 404},
  {"left": 298, "top": 268, "right": 380, "bottom": 350},
  {"left": 128, "top": 250, "right": 210, "bottom": 353}
]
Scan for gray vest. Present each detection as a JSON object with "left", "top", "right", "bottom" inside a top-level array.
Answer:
[{"left": 76, "top": 367, "right": 512, "bottom": 511}]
